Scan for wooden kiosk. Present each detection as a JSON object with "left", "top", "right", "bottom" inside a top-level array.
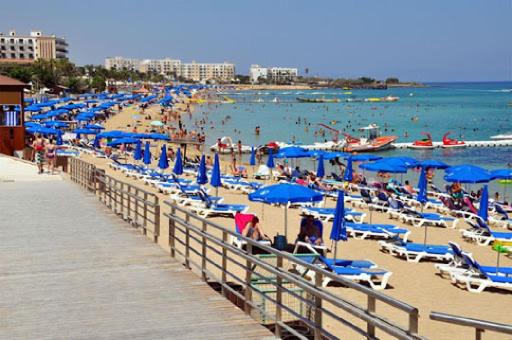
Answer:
[{"left": 0, "top": 75, "right": 27, "bottom": 156}]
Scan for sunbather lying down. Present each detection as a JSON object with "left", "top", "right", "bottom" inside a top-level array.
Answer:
[{"left": 235, "top": 213, "right": 270, "bottom": 241}]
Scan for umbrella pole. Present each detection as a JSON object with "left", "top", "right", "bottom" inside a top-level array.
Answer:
[
  {"left": 496, "top": 252, "right": 500, "bottom": 274},
  {"left": 333, "top": 241, "right": 338, "bottom": 262},
  {"left": 284, "top": 204, "right": 288, "bottom": 238}
]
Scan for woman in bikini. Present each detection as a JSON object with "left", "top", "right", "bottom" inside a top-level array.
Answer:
[
  {"left": 32, "top": 134, "right": 46, "bottom": 174},
  {"left": 45, "top": 138, "right": 57, "bottom": 174}
]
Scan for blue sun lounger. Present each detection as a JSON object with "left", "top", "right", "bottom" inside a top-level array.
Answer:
[
  {"left": 345, "top": 222, "right": 410, "bottom": 241},
  {"left": 301, "top": 206, "right": 366, "bottom": 223},
  {"left": 189, "top": 191, "right": 248, "bottom": 218},
  {"left": 461, "top": 218, "right": 512, "bottom": 246},
  {"left": 379, "top": 237, "right": 454, "bottom": 263},
  {"left": 451, "top": 254, "right": 512, "bottom": 293}
]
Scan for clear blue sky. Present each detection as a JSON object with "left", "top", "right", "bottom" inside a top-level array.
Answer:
[{"left": 1, "top": 0, "right": 511, "bottom": 81}]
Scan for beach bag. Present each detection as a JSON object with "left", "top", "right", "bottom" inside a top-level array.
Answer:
[{"left": 273, "top": 234, "right": 287, "bottom": 251}]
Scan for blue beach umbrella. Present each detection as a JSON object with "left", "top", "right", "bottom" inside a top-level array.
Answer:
[
  {"left": 323, "top": 151, "right": 349, "bottom": 160},
  {"left": 56, "top": 131, "right": 63, "bottom": 146},
  {"left": 210, "top": 153, "right": 222, "bottom": 195},
  {"left": 275, "top": 146, "right": 310, "bottom": 159},
  {"left": 384, "top": 156, "right": 418, "bottom": 168},
  {"left": 343, "top": 157, "right": 353, "bottom": 182},
  {"left": 266, "top": 149, "right": 275, "bottom": 169},
  {"left": 417, "top": 167, "right": 428, "bottom": 205},
  {"left": 173, "top": 148, "right": 183, "bottom": 175},
  {"left": 158, "top": 144, "right": 169, "bottom": 170},
  {"left": 250, "top": 146, "right": 256, "bottom": 166},
  {"left": 359, "top": 161, "right": 407, "bottom": 174},
  {"left": 106, "top": 137, "right": 139, "bottom": 147},
  {"left": 419, "top": 159, "right": 449, "bottom": 169},
  {"left": 478, "top": 185, "right": 489, "bottom": 222},
  {"left": 197, "top": 155, "right": 208, "bottom": 185},
  {"left": 133, "top": 141, "right": 142, "bottom": 160},
  {"left": 93, "top": 136, "right": 100, "bottom": 149},
  {"left": 249, "top": 183, "right": 323, "bottom": 237},
  {"left": 330, "top": 190, "right": 348, "bottom": 260},
  {"left": 444, "top": 165, "right": 491, "bottom": 184},
  {"left": 143, "top": 141, "right": 152, "bottom": 165},
  {"left": 316, "top": 154, "right": 325, "bottom": 178},
  {"left": 491, "top": 169, "right": 512, "bottom": 180},
  {"left": 348, "top": 154, "right": 382, "bottom": 162}
]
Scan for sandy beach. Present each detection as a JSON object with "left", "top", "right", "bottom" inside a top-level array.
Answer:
[{"left": 74, "top": 96, "right": 512, "bottom": 339}]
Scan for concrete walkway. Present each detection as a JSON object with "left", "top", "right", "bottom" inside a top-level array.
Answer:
[{"left": 0, "top": 160, "right": 272, "bottom": 339}]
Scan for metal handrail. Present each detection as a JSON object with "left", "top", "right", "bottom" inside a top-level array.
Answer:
[
  {"left": 165, "top": 200, "right": 422, "bottom": 339},
  {"left": 430, "top": 311, "right": 512, "bottom": 339}
]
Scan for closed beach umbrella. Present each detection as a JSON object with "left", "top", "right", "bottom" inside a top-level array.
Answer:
[
  {"left": 173, "top": 148, "right": 183, "bottom": 175},
  {"left": 249, "top": 147, "right": 256, "bottom": 166},
  {"left": 56, "top": 131, "right": 63, "bottom": 146},
  {"left": 143, "top": 141, "right": 152, "bottom": 165},
  {"left": 133, "top": 141, "right": 142, "bottom": 161},
  {"left": 478, "top": 185, "right": 489, "bottom": 222},
  {"left": 93, "top": 136, "right": 100, "bottom": 149},
  {"left": 210, "top": 153, "right": 222, "bottom": 195},
  {"left": 248, "top": 183, "right": 323, "bottom": 237},
  {"left": 197, "top": 155, "right": 208, "bottom": 185},
  {"left": 266, "top": 149, "right": 275, "bottom": 169},
  {"left": 316, "top": 154, "right": 325, "bottom": 178},
  {"left": 343, "top": 156, "right": 353, "bottom": 182},
  {"left": 330, "top": 190, "right": 348, "bottom": 261},
  {"left": 158, "top": 144, "right": 169, "bottom": 170},
  {"left": 417, "top": 167, "right": 428, "bottom": 205}
]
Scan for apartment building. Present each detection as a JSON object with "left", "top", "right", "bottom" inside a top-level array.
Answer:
[
  {"left": 0, "top": 30, "right": 68, "bottom": 62},
  {"left": 105, "top": 56, "right": 235, "bottom": 82},
  {"left": 249, "top": 64, "right": 298, "bottom": 84}
]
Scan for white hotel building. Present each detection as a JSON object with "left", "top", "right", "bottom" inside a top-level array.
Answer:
[
  {"left": 0, "top": 30, "right": 68, "bottom": 62},
  {"left": 105, "top": 57, "right": 235, "bottom": 83},
  {"left": 249, "top": 64, "right": 298, "bottom": 84}
]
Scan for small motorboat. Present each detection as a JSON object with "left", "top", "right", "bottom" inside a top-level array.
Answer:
[
  {"left": 442, "top": 132, "right": 466, "bottom": 148},
  {"left": 344, "top": 124, "right": 398, "bottom": 152},
  {"left": 409, "top": 132, "right": 435, "bottom": 149},
  {"left": 210, "top": 136, "right": 252, "bottom": 154},
  {"left": 490, "top": 133, "right": 512, "bottom": 140}
]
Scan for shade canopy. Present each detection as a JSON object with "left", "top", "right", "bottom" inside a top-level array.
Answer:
[
  {"left": 419, "top": 159, "right": 449, "bottom": 169},
  {"left": 444, "top": 165, "right": 492, "bottom": 183},
  {"left": 248, "top": 183, "right": 323, "bottom": 204},
  {"left": 359, "top": 161, "right": 407, "bottom": 173},
  {"left": 275, "top": 146, "right": 310, "bottom": 159}
]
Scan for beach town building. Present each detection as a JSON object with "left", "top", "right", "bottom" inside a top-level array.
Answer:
[
  {"left": 105, "top": 57, "right": 235, "bottom": 83},
  {"left": 0, "top": 30, "right": 68, "bottom": 63},
  {"left": 249, "top": 64, "right": 298, "bottom": 84}
]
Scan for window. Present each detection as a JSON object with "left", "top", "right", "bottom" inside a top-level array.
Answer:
[
  {"left": 19, "top": 46, "right": 24, "bottom": 51},
  {"left": 11, "top": 53, "right": 15, "bottom": 58},
  {"left": 19, "top": 53, "right": 24, "bottom": 58},
  {"left": 10, "top": 38, "right": 14, "bottom": 43},
  {"left": 0, "top": 105, "right": 22, "bottom": 126},
  {"left": 10, "top": 46, "right": 15, "bottom": 51},
  {"left": 18, "top": 38, "right": 23, "bottom": 43},
  {"left": 29, "top": 54, "right": 33, "bottom": 59}
]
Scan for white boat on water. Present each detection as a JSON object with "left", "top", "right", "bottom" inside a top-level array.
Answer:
[
  {"left": 490, "top": 133, "right": 512, "bottom": 140},
  {"left": 210, "top": 136, "right": 252, "bottom": 154}
]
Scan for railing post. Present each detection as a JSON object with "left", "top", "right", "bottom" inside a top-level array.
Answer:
[
  {"left": 134, "top": 189, "right": 140, "bottom": 227},
  {"left": 169, "top": 206, "right": 176, "bottom": 258},
  {"left": 275, "top": 254, "right": 283, "bottom": 338},
  {"left": 367, "top": 295, "right": 376, "bottom": 337},
  {"left": 409, "top": 309, "right": 419, "bottom": 336},
  {"left": 244, "top": 243, "right": 253, "bottom": 315},
  {"left": 314, "top": 272, "right": 323, "bottom": 340},
  {"left": 201, "top": 221, "right": 207, "bottom": 281},
  {"left": 153, "top": 197, "right": 160, "bottom": 244},
  {"left": 185, "top": 213, "right": 190, "bottom": 269},
  {"left": 143, "top": 192, "right": 148, "bottom": 235},
  {"left": 221, "top": 230, "right": 227, "bottom": 297},
  {"left": 126, "top": 185, "right": 131, "bottom": 222},
  {"left": 476, "top": 328, "right": 484, "bottom": 340}
]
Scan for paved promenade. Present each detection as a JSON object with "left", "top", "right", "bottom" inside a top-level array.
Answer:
[{"left": 0, "top": 158, "right": 272, "bottom": 339}]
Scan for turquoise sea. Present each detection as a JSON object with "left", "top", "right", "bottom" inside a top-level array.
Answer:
[{"left": 189, "top": 82, "right": 511, "bottom": 170}]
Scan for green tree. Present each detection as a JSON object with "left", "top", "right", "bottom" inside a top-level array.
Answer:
[
  {"left": 385, "top": 77, "right": 399, "bottom": 84},
  {"left": 90, "top": 75, "right": 106, "bottom": 91}
]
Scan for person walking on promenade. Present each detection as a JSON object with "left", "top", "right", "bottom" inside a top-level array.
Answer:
[
  {"left": 32, "top": 133, "right": 46, "bottom": 174},
  {"left": 45, "top": 138, "right": 57, "bottom": 174}
]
